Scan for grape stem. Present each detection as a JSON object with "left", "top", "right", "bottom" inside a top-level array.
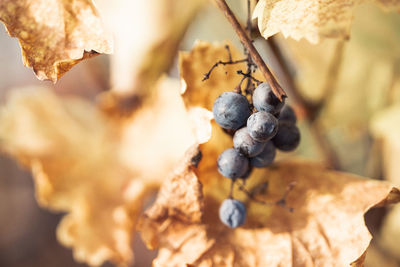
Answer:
[
  {"left": 202, "top": 57, "right": 248, "bottom": 81},
  {"left": 237, "top": 70, "right": 262, "bottom": 85},
  {"left": 203, "top": 44, "right": 259, "bottom": 95},
  {"left": 236, "top": 180, "right": 296, "bottom": 212},
  {"left": 214, "top": 0, "right": 287, "bottom": 101},
  {"left": 228, "top": 179, "right": 235, "bottom": 198}
]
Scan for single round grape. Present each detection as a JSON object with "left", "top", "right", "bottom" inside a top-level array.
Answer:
[
  {"left": 253, "top": 83, "right": 285, "bottom": 115},
  {"left": 233, "top": 127, "right": 266, "bottom": 157},
  {"left": 217, "top": 148, "right": 249, "bottom": 179},
  {"left": 272, "top": 122, "right": 300, "bottom": 151},
  {"left": 213, "top": 92, "right": 251, "bottom": 130},
  {"left": 219, "top": 199, "right": 246, "bottom": 228},
  {"left": 250, "top": 141, "right": 276, "bottom": 168},
  {"left": 247, "top": 111, "right": 279, "bottom": 142},
  {"left": 278, "top": 105, "right": 297, "bottom": 124}
]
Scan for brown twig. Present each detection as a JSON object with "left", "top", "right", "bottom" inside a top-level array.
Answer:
[
  {"left": 249, "top": 181, "right": 269, "bottom": 196},
  {"left": 236, "top": 180, "right": 296, "bottom": 212},
  {"left": 237, "top": 70, "right": 262, "bottom": 85},
  {"left": 202, "top": 58, "right": 248, "bottom": 81},
  {"left": 229, "top": 179, "right": 235, "bottom": 198},
  {"left": 214, "top": 0, "right": 287, "bottom": 101},
  {"left": 225, "top": 44, "right": 233, "bottom": 62},
  {"left": 317, "top": 41, "right": 345, "bottom": 113},
  {"left": 235, "top": 75, "right": 248, "bottom": 94},
  {"left": 266, "top": 36, "right": 343, "bottom": 169},
  {"left": 244, "top": 0, "right": 254, "bottom": 93},
  {"left": 267, "top": 36, "right": 317, "bottom": 118},
  {"left": 311, "top": 124, "right": 341, "bottom": 169}
]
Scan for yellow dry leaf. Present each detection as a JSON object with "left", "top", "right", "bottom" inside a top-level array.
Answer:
[
  {"left": 0, "top": 87, "right": 133, "bottom": 266},
  {"left": 138, "top": 149, "right": 400, "bottom": 266},
  {"left": 179, "top": 41, "right": 263, "bottom": 111},
  {"left": 0, "top": 77, "right": 200, "bottom": 266},
  {"left": 253, "top": 0, "right": 400, "bottom": 44},
  {"left": 0, "top": 0, "right": 113, "bottom": 82}
]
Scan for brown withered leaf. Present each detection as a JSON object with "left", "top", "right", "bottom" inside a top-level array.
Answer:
[
  {"left": 0, "top": 87, "right": 136, "bottom": 266},
  {"left": 179, "top": 41, "right": 264, "bottom": 111},
  {"left": 0, "top": 78, "right": 198, "bottom": 266},
  {"left": 0, "top": 0, "right": 113, "bottom": 82},
  {"left": 253, "top": 0, "right": 400, "bottom": 44},
  {"left": 139, "top": 152, "right": 400, "bottom": 266}
]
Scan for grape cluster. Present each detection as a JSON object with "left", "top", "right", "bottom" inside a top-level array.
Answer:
[{"left": 213, "top": 82, "right": 301, "bottom": 228}]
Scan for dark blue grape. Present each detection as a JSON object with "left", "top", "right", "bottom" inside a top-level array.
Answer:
[
  {"left": 272, "top": 122, "right": 300, "bottom": 151},
  {"left": 250, "top": 141, "right": 276, "bottom": 168},
  {"left": 278, "top": 105, "right": 297, "bottom": 124},
  {"left": 219, "top": 199, "right": 246, "bottom": 228},
  {"left": 253, "top": 83, "right": 285, "bottom": 115},
  {"left": 217, "top": 148, "right": 249, "bottom": 179},
  {"left": 247, "top": 111, "right": 278, "bottom": 142},
  {"left": 233, "top": 127, "right": 266, "bottom": 157},
  {"left": 213, "top": 92, "right": 251, "bottom": 130}
]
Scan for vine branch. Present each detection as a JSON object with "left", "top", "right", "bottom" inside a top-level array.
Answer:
[
  {"left": 214, "top": 0, "right": 287, "bottom": 101},
  {"left": 266, "top": 36, "right": 343, "bottom": 169},
  {"left": 243, "top": 0, "right": 254, "bottom": 93}
]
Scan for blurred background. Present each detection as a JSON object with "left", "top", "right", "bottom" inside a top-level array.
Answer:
[{"left": 1, "top": 1, "right": 400, "bottom": 266}]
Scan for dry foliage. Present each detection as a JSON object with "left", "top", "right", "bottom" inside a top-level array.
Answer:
[
  {"left": 253, "top": 0, "right": 400, "bottom": 43},
  {"left": 0, "top": 1, "right": 208, "bottom": 265},
  {"left": 139, "top": 149, "right": 400, "bottom": 266},
  {"left": 0, "top": 77, "right": 198, "bottom": 266},
  {"left": 0, "top": 87, "right": 131, "bottom": 265},
  {"left": 0, "top": 0, "right": 113, "bottom": 82},
  {"left": 1, "top": 1, "right": 400, "bottom": 266}
]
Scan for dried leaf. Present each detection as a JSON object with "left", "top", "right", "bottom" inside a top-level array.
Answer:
[
  {"left": 139, "top": 154, "right": 400, "bottom": 266},
  {"left": 0, "top": 0, "right": 113, "bottom": 82},
  {"left": 180, "top": 41, "right": 263, "bottom": 111},
  {"left": 0, "top": 87, "right": 134, "bottom": 266},
  {"left": 253, "top": 0, "right": 400, "bottom": 44},
  {"left": 0, "top": 77, "right": 198, "bottom": 266}
]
